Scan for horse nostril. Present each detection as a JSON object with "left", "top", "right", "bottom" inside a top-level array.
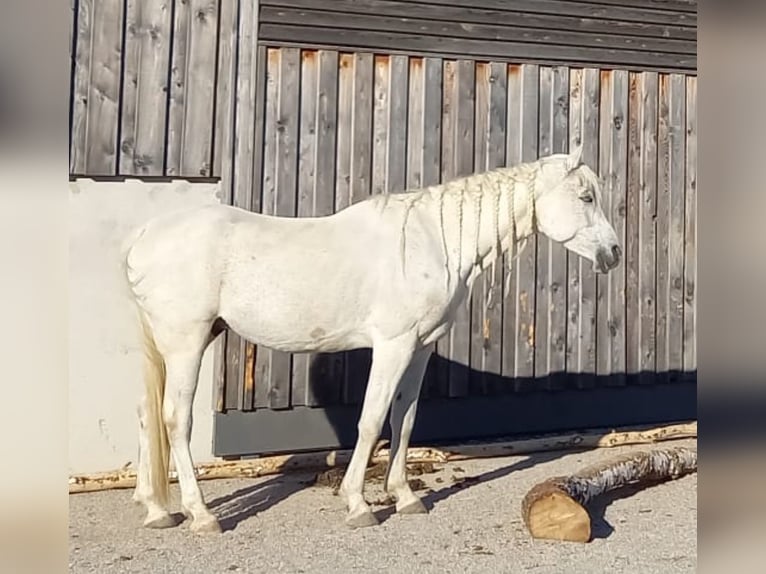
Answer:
[{"left": 612, "top": 245, "right": 622, "bottom": 260}]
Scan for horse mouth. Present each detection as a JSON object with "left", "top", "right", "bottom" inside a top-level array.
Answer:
[{"left": 595, "top": 245, "right": 622, "bottom": 273}]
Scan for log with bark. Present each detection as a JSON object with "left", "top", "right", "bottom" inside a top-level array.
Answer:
[
  {"left": 521, "top": 445, "right": 697, "bottom": 543},
  {"left": 69, "top": 422, "right": 696, "bottom": 494}
]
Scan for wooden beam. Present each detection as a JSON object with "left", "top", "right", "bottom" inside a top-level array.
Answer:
[{"left": 69, "top": 422, "right": 696, "bottom": 494}]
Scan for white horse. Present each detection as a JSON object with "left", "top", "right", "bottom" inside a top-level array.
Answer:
[{"left": 123, "top": 146, "right": 621, "bottom": 533}]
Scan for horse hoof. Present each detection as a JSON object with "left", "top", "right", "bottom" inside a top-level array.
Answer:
[
  {"left": 397, "top": 499, "right": 428, "bottom": 515},
  {"left": 190, "top": 515, "right": 222, "bottom": 534},
  {"left": 143, "top": 513, "right": 177, "bottom": 529},
  {"left": 345, "top": 509, "right": 379, "bottom": 529}
]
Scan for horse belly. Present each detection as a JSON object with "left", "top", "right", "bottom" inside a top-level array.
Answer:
[{"left": 218, "top": 261, "right": 373, "bottom": 354}]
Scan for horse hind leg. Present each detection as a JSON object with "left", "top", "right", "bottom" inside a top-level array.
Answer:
[
  {"left": 338, "top": 336, "right": 418, "bottom": 528},
  {"left": 384, "top": 349, "right": 431, "bottom": 515},
  {"left": 160, "top": 335, "right": 221, "bottom": 533}
]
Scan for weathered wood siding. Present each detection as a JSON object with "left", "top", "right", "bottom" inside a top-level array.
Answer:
[
  {"left": 259, "top": 0, "right": 696, "bottom": 72},
  {"left": 219, "top": 50, "right": 698, "bottom": 414},
  {"left": 69, "top": 1, "right": 697, "bottom": 454}
]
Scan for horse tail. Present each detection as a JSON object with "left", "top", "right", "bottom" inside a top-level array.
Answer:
[
  {"left": 123, "top": 226, "right": 171, "bottom": 507},
  {"left": 138, "top": 308, "right": 171, "bottom": 507}
]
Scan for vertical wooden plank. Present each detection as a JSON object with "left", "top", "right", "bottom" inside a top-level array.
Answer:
[
  {"left": 167, "top": 0, "right": 218, "bottom": 177},
  {"left": 212, "top": 0, "right": 238, "bottom": 185},
  {"left": 335, "top": 53, "right": 354, "bottom": 212},
  {"left": 166, "top": 0, "right": 190, "bottom": 176},
  {"left": 566, "top": 67, "right": 600, "bottom": 389},
  {"left": 656, "top": 73, "right": 686, "bottom": 383},
  {"left": 667, "top": 74, "right": 687, "bottom": 382},
  {"left": 637, "top": 72, "right": 658, "bottom": 383},
  {"left": 625, "top": 71, "right": 641, "bottom": 380},
  {"left": 372, "top": 55, "right": 390, "bottom": 196},
  {"left": 343, "top": 52, "right": 374, "bottom": 405},
  {"left": 351, "top": 52, "right": 374, "bottom": 205},
  {"left": 254, "top": 48, "right": 281, "bottom": 409},
  {"left": 448, "top": 59, "right": 475, "bottom": 398},
  {"left": 267, "top": 47, "right": 301, "bottom": 410},
  {"left": 430, "top": 59, "right": 457, "bottom": 399},
  {"left": 292, "top": 50, "right": 319, "bottom": 407},
  {"left": 420, "top": 57, "right": 444, "bottom": 399},
  {"left": 609, "top": 70, "right": 629, "bottom": 385},
  {"left": 70, "top": 0, "right": 124, "bottom": 175},
  {"left": 120, "top": 0, "right": 173, "bottom": 175},
  {"left": 683, "top": 76, "right": 697, "bottom": 375},
  {"left": 596, "top": 70, "right": 613, "bottom": 380},
  {"left": 407, "top": 57, "right": 425, "bottom": 191},
  {"left": 387, "top": 55, "right": 409, "bottom": 193},
  {"left": 536, "top": 66, "right": 569, "bottom": 389},
  {"left": 227, "top": 6, "right": 262, "bottom": 411},
  {"left": 504, "top": 63, "right": 539, "bottom": 392},
  {"left": 470, "top": 62, "right": 490, "bottom": 396},
  {"left": 470, "top": 62, "right": 507, "bottom": 394}
]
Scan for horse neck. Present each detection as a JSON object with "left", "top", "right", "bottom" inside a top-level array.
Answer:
[{"left": 429, "top": 164, "right": 539, "bottom": 288}]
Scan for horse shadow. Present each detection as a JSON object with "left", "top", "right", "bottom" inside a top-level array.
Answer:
[
  {"left": 207, "top": 472, "right": 316, "bottom": 532},
  {"left": 213, "top": 351, "right": 695, "bottom": 533}
]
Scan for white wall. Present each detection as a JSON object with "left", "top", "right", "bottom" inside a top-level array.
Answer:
[{"left": 69, "top": 179, "right": 223, "bottom": 474}]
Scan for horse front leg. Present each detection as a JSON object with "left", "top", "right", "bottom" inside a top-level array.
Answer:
[
  {"left": 383, "top": 348, "right": 431, "bottom": 515},
  {"left": 339, "top": 336, "right": 418, "bottom": 528}
]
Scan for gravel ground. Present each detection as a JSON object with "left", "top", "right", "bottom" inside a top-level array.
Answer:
[{"left": 69, "top": 439, "right": 697, "bottom": 574}]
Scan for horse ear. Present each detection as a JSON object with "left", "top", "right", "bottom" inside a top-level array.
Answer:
[{"left": 566, "top": 144, "right": 583, "bottom": 172}]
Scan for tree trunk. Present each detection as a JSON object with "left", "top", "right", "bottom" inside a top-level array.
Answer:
[{"left": 521, "top": 446, "right": 697, "bottom": 543}]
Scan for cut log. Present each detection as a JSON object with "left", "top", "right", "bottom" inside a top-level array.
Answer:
[
  {"left": 521, "top": 445, "right": 697, "bottom": 543},
  {"left": 69, "top": 422, "right": 696, "bottom": 494}
]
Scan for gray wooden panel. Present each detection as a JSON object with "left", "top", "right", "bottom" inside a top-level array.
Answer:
[
  {"left": 212, "top": 0, "right": 238, "bottom": 185},
  {"left": 261, "top": 0, "right": 696, "bottom": 40},
  {"left": 293, "top": 50, "right": 341, "bottom": 407},
  {"left": 470, "top": 62, "right": 507, "bottom": 395},
  {"left": 625, "top": 72, "right": 641, "bottom": 378},
  {"left": 407, "top": 57, "right": 425, "bottom": 191},
  {"left": 608, "top": 70, "right": 629, "bottom": 385},
  {"left": 259, "top": 7, "right": 696, "bottom": 56},
  {"left": 364, "top": 0, "right": 697, "bottom": 26},
  {"left": 666, "top": 74, "right": 687, "bottom": 380},
  {"left": 343, "top": 52, "right": 375, "bottom": 405},
  {"left": 261, "top": 0, "right": 696, "bottom": 41},
  {"left": 683, "top": 76, "right": 697, "bottom": 374},
  {"left": 419, "top": 57, "right": 445, "bottom": 399},
  {"left": 504, "top": 64, "right": 539, "bottom": 392},
  {"left": 70, "top": 0, "right": 124, "bottom": 175},
  {"left": 292, "top": 49, "right": 319, "bottom": 407},
  {"left": 535, "top": 66, "right": 569, "bottom": 389},
  {"left": 596, "top": 70, "right": 613, "bottom": 378},
  {"left": 120, "top": 0, "right": 173, "bottom": 175},
  {"left": 431, "top": 59, "right": 457, "bottom": 399},
  {"left": 447, "top": 59, "right": 475, "bottom": 398},
  {"left": 388, "top": 56, "right": 409, "bottom": 193},
  {"left": 258, "top": 25, "right": 696, "bottom": 72},
  {"left": 335, "top": 53, "right": 354, "bottom": 212},
  {"left": 656, "top": 72, "right": 681, "bottom": 382},
  {"left": 254, "top": 48, "right": 281, "bottom": 409},
  {"left": 638, "top": 72, "right": 659, "bottom": 383},
  {"left": 372, "top": 55, "right": 389, "bottom": 196},
  {"left": 566, "top": 67, "right": 599, "bottom": 389},
  {"left": 269, "top": 47, "right": 301, "bottom": 409},
  {"left": 167, "top": 0, "right": 219, "bottom": 177}
]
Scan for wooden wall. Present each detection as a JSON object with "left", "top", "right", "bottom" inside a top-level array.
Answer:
[
  {"left": 218, "top": 48, "right": 698, "bottom": 413},
  {"left": 68, "top": 1, "right": 697, "bottom": 451},
  {"left": 259, "top": 0, "right": 697, "bottom": 72}
]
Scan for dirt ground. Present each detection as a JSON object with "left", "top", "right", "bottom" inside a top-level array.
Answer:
[{"left": 69, "top": 438, "right": 697, "bottom": 573}]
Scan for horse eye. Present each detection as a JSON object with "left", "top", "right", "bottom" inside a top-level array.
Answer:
[{"left": 580, "top": 194, "right": 593, "bottom": 203}]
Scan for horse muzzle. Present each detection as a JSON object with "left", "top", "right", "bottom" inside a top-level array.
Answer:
[{"left": 595, "top": 244, "right": 622, "bottom": 273}]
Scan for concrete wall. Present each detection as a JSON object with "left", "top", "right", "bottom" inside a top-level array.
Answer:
[{"left": 69, "top": 179, "right": 223, "bottom": 474}]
